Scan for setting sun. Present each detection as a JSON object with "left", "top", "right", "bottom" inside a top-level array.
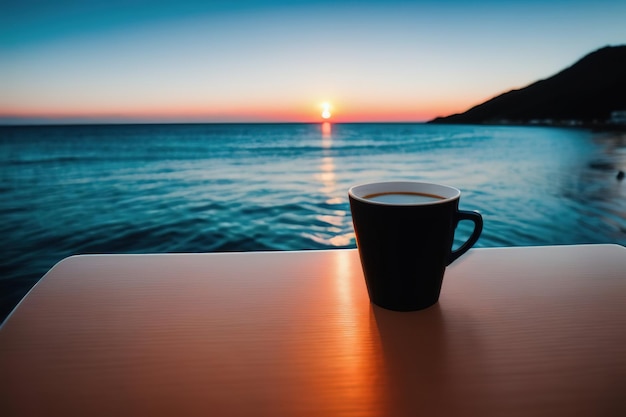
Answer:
[{"left": 321, "top": 102, "right": 332, "bottom": 120}]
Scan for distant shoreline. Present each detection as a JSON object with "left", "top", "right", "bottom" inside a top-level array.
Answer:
[
  {"left": 428, "top": 119, "right": 626, "bottom": 132},
  {"left": 429, "top": 46, "right": 626, "bottom": 128}
]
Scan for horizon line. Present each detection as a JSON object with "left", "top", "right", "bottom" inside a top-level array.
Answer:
[{"left": 0, "top": 120, "right": 436, "bottom": 127}]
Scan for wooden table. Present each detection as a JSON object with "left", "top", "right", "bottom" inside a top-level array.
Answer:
[{"left": 1, "top": 245, "right": 625, "bottom": 417}]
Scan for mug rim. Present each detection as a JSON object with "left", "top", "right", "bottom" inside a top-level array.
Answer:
[{"left": 348, "top": 181, "right": 461, "bottom": 206}]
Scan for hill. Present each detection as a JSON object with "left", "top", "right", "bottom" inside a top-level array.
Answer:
[{"left": 429, "top": 45, "right": 626, "bottom": 126}]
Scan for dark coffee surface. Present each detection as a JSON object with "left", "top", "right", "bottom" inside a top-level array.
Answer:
[{"left": 364, "top": 191, "right": 444, "bottom": 204}]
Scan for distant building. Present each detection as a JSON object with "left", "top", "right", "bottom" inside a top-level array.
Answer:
[{"left": 609, "top": 110, "right": 626, "bottom": 125}]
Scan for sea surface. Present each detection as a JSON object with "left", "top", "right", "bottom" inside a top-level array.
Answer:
[{"left": 1, "top": 123, "right": 625, "bottom": 322}]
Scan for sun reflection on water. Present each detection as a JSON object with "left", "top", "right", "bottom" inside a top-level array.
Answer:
[
  {"left": 322, "top": 121, "right": 332, "bottom": 144},
  {"left": 308, "top": 123, "right": 355, "bottom": 247}
]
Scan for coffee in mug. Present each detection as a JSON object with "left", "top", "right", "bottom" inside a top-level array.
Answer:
[
  {"left": 364, "top": 191, "right": 444, "bottom": 204},
  {"left": 349, "top": 181, "right": 483, "bottom": 311}
]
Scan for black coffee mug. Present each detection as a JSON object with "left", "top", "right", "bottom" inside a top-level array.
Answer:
[{"left": 349, "top": 181, "right": 483, "bottom": 311}]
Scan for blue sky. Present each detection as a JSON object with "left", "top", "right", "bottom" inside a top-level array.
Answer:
[{"left": 1, "top": 0, "right": 625, "bottom": 123}]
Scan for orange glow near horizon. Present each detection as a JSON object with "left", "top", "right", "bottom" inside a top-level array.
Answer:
[{"left": 0, "top": 98, "right": 472, "bottom": 124}]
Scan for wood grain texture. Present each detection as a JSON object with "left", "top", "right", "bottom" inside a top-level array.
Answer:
[{"left": 1, "top": 245, "right": 625, "bottom": 417}]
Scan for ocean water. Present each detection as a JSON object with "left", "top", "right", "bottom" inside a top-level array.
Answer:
[{"left": 1, "top": 123, "right": 625, "bottom": 321}]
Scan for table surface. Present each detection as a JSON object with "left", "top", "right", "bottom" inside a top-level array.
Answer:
[{"left": 1, "top": 244, "right": 625, "bottom": 417}]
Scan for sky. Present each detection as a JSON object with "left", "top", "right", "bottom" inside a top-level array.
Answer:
[{"left": 1, "top": 0, "right": 625, "bottom": 124}]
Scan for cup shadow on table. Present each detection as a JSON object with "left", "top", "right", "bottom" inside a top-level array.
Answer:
[{"left": 369, "top": 303, "right": 487, "bottom": 417}]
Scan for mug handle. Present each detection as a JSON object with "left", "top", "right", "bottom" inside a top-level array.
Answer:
[{"left": 447, "top": 210, "right": 483, "bottom": 265}]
